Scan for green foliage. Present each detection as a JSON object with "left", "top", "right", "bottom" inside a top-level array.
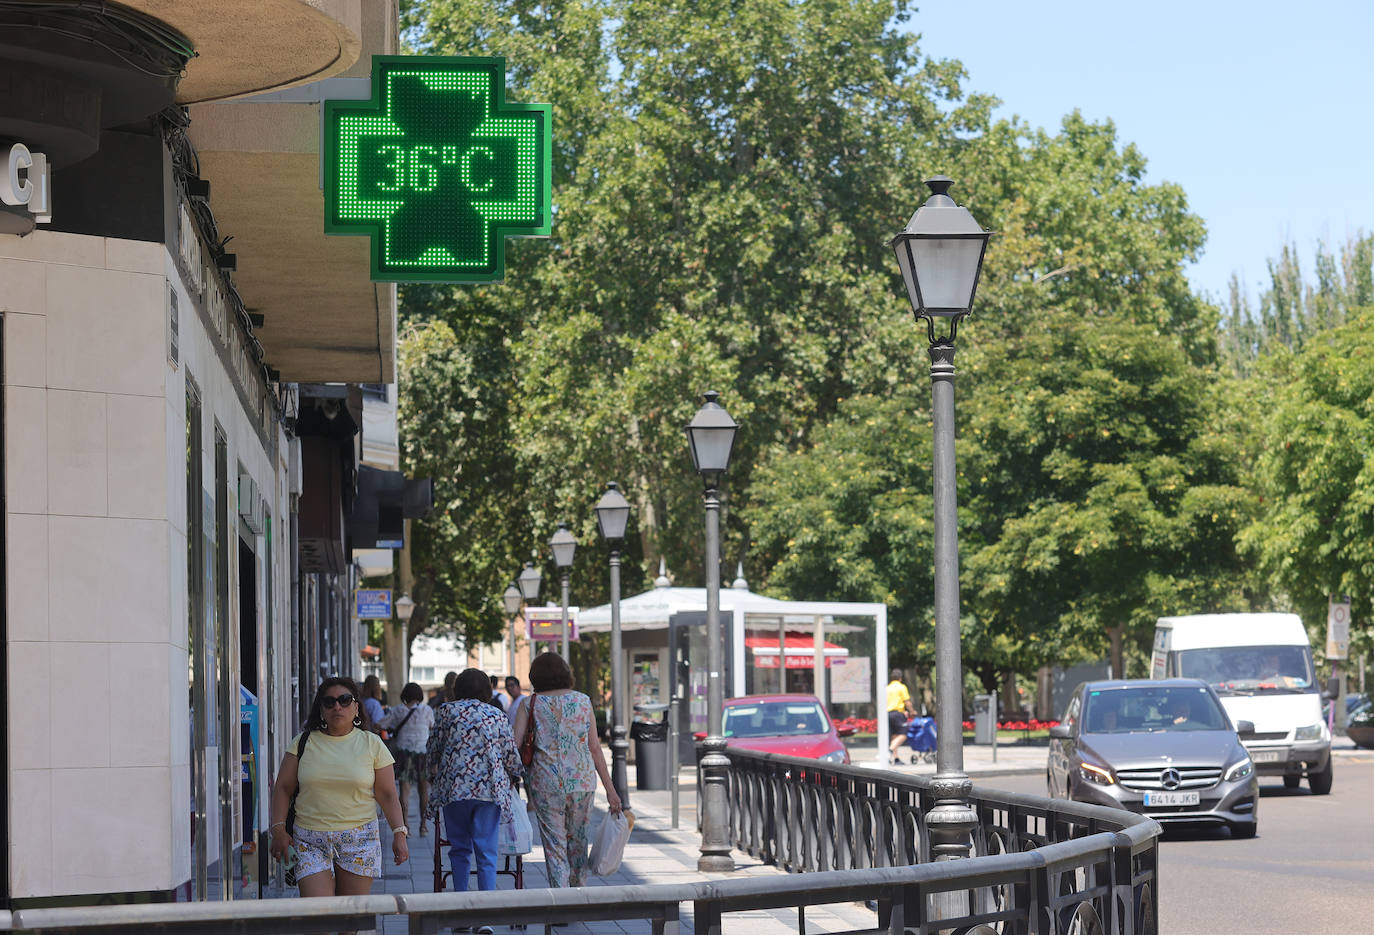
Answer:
[{"left": 1241, "top": 309, "right": 1374, "bottom": 656}]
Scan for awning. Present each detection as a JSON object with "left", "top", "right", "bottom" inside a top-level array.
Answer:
[{"left": 744, "top": 634, "right": 849, "bottom": 669}]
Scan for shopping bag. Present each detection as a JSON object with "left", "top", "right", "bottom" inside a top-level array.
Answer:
[
  {"left": 587, "top": 810, "right": 631, "bottom": 876},
  {"left": 498, "top": 803, "right": 533, "bottom": 856}
]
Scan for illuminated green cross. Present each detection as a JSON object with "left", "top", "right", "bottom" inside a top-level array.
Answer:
[{"left": 323, "top": 56, "right": 551, "bottom": 283}]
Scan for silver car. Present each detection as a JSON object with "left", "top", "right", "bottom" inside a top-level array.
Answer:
[{"left": 1047, "top": 679, "right": 1259, "bottom": 838}]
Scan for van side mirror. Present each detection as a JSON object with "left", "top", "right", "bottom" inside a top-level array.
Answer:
[
  {"left": 1324, "top": 677, "right": 1339, "bottom": 700},
  {"left": 1048, "top": 724, "right": 1072, "bottom": 740},
  {"left": 1235, "top": 720, "right": 1256, "bottom": 737}
]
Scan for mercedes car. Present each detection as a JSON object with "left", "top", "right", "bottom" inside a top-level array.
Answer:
[{"left": 1047, "top": 679, "right": 1259, "bottom": 837}]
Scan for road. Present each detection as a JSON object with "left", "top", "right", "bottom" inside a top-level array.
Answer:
[{"left": 980, "top": 754, "right": 1374, "bottom": 933}]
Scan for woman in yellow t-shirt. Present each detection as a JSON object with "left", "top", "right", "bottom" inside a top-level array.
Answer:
[{"left": 268, "top": 677, "right": 409, "bottom": 905}]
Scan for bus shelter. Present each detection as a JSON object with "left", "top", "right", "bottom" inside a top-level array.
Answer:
[{"left": 577, "top": 565, "right": 892, "bottom": 764}]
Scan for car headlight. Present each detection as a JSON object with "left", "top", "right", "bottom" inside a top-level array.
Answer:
[
  {"left": 1078, "top": 762, "right": 1115, "bottom": 785},
  {"left": 819, "top": 750, "right": 847, "bottom": 764},
  {"left": 1294, "top": 724, "right": 1323, "bottom": 742},
  {"left": 1225, "top": 758, "right": 1254, "bottom": 782}
]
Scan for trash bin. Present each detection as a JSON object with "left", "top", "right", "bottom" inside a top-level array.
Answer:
[
  {"left": 973, "top": 693, "right": 996, "bottom": 745},
  {"left": 631, "top": 703, "right": 671, "bottom": 790}
]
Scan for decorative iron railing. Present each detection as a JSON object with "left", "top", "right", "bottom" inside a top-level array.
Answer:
[
  {"left": 4, "top": 752, "right": 1160, "bottom": 935},
  {"left": 726, "top": 748, "right": 1160, "bottom": 934}
]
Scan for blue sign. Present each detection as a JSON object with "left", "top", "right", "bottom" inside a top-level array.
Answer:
[{"left": 356, "top": 588, "right": 392, "bottom": 619}]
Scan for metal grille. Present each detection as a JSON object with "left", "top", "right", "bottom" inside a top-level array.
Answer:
[
  {"left": 1247, "top": 731, "right": 1288, "bottom": 740},
  {"left": 1117, "top": 766, "right": 1222, "bottom": 791}
]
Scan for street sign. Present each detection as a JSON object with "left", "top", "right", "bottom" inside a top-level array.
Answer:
[
  {"left": 323, "top": 55, "right": 552, "bottom": 283},
  {"left": 526, "top": 606, "right": 578, "bottom": 642},
  {"left": 356, "top": 588, "right": 392, "bottom": 619},
  {"left": 1327, "top": 595, "right": 1351, "bottom": 660}
]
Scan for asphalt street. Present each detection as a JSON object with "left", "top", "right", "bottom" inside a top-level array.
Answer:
[{"left": 981, "top": 752, "right": 1374, "bottom": 933}]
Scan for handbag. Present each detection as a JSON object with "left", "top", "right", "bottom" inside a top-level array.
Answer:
[
  {"left": 519, "top": 693, "right": 537, "bottom": 767},
  {"left": 283, "top": 732, "right": 309, "bottom": 886},
  {"left": 385, "top": 705, "right": 419, "bottom": 756}
]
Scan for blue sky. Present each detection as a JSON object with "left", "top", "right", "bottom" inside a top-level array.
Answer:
[{"left": 905, "top": 1, "right": 1373, "bottom": 304}]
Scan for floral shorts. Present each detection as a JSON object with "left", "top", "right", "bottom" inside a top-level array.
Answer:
[{"left": 293, "top": 819, "right": 382, "bottom": 879}]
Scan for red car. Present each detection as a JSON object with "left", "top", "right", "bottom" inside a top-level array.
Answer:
[{"left": 703, "top": 694, "right": 855, "bottom": 764}]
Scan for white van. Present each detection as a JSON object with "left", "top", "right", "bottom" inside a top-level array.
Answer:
[{"left": 1151, "top": 613, "right": 1332, "bottom": 794}]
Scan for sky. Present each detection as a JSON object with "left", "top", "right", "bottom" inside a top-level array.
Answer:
[{"left": 904, "top": 1, "right": 1374, "bottom": 304}]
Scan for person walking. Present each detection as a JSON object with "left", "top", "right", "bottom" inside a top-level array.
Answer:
[
  {"left": 427, "top": 668, "right": 521, "bottom": 915},
  {"left": 489, "top": 674, "right": 509, "bottom": 712},
  {"left": 378, "top": 681, "right": 436, "bottom": 836},
  {"left": 361, "top": 674, "right": 387, "bottom": 731},
  {"left": 267, "top": 677, "right": 408, "bottom": 919},
  {"left": 514, "top": 653, "right": 621, "bottom": 889},
  {"left": 887, "top": 669, "right": 918, "bottom": 764},
  {"left": 505, "top": 675, "right": 526, "bottom": 729},
  {"left": 430, "top": 671, "right": 459, "bottom": 709}
]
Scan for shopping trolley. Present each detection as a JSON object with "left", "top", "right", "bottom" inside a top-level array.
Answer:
[
  {"left": 432, "top": 812, "right": 525, "bottom": 892},
  {"left": 905, "top": 716, "right": 937, "bottom": 764}
]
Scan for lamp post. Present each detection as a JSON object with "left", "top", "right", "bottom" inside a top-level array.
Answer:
[
  {"left": 594, "top": 482, "right": 632, "bottom": 809},
  {"left": 550, "top": 522, "right": 578, "bottom": 661},
  {"left": 502, "top": 583, "right": 523, "bottom": 681},
  {"left": 517, "top": 561, "right": 543, "bottom": 668},
  {"left": 889, "top": 175, "right": 990, "bottom": 878},
  {"left": 685, "top": 390, "right": 739, "bottom": 872},
  {"left": 394, "top": 594, "right": 416, "bottom": 687}
]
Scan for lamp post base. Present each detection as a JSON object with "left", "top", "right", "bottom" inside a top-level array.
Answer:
[
  {"left": 611, "top": 724, "right": 631, "bottom": 809},
  {"left": 696, "top": 738, "right": 735, "bottom": 872},
  {"left": 927, "top": 773, "right": 978, "bottom": 921}
]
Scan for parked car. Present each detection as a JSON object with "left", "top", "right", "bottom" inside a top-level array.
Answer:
[
  {"left": 1048, "top": 679, "right": 1259, "bottom": 838},
  {"left": 700, "top": 694, "right": 854, "bottom": 764}
]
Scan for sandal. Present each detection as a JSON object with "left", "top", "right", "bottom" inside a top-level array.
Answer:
[{"left": 419, "top": 820, "right": 428, "bottom": 836}]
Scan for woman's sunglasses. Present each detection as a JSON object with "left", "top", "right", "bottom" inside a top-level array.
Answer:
[{"left": 321, "top": 693, "right": 355, "bottom": 709}]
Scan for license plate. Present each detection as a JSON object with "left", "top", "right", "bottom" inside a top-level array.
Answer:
[
  {"left": 1250, "top": 749, "right": 1285, "bottom": 763},
  {"left": 1144, "top": 791, "right": 1200, "bottom": 807}
]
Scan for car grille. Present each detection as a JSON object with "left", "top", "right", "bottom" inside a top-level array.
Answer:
[
  {"left": 1246, "top": 731, "right": 1288, "bottom": 741},
  {"left": 1116, "top": 766, "right": 1223, "bottom": 791}
]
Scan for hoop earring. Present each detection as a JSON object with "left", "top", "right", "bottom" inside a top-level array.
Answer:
[
  {"left": 318, "top": 719, "right": 328, "bottom": 730},
  {"left": 353, "top": 715, "right": 363, "bottom": 727}
]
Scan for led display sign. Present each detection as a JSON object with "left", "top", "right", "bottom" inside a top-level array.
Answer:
[{"left": 323, "top": 56, "right": 551, "bottom": 283}]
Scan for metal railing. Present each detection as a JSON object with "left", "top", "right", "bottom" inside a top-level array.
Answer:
[
  {"left": 727, "top": 748, "right": 1160, "bottom": 934},
  {"left": 5, "top": 751, "right": 1160, "bottom": 935}
]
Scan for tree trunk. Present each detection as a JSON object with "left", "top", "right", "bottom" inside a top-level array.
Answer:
[
  {"left": 1108, "top": 625, "right": 1125, "bottom": 680},
  {"left": 1035, "top": 666, "right": 1055, "bottom": 721}
]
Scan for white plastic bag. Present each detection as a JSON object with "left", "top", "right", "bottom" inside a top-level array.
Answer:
[
  {"left": 499, "top": 803, "right": 533, "bottom": 856},
  {"left": 587, "top": 810, "right": 631, "bottom": 876}
]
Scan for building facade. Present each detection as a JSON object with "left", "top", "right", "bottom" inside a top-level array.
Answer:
[{"left": 2, "top": 0, "right": 401, "bottom": 907}]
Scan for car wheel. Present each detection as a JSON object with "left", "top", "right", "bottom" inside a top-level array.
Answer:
[
  {"left": 1282, "top": 773, "right": 1301, "bottom": 790},
  {"left": 1231, "top": 822, "right": 1257, "bottom": 839},
  {"left": 1308, "top": 758, "right": 1333, "bottom": 795},
  {"left": 1047, "top": 770, "right": 1056, "bottom": 798}
]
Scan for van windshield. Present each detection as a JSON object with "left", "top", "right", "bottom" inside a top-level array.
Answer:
[{"left": 1175, "top": 644, "right": 1314, "bottom": 695}]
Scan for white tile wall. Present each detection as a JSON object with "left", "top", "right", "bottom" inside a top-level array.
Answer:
[
  {"left": 46, "top": 389, "right": 107, "bottom": 516},
  {"left": 109, "top": 643, "right": 172, "bottom": 768},
  {"left": 0, "top": 229, "right": 104, "bottom": 267},
  {"left": 8, "top": 641, "right": 50, "bottom": 768},
  {"left": 7, "top": 511, "right": 48, "bottom": 641},
  {"left": 9, "top": 769, "right": 52, "bottom": 897},
  {"left": 4, "top": 311, "right": 46, "bottom": 386},
  {"left": 0, "top": 258, "right": 46, "bottom": 314},
  {"left": 108, "top": 393, "right": 167, "bottom": 520},
  {"left": 51, "top": 767, "right": 173, "bottom": 894},
  {"left": 5, "top": 384, "right": 47, "bottom": 513},
  {"left": 45, "top": 265, "right": 165, "bottom": 398},
  {"left": 48, "top": 642, "right": 111, "bottom": 769},
  {"left": 104, "top": 239, "right": 165, "bottom": 276},
  {"left": 102, "top": 517, "right": 170, "bottom": 644},
  {"left": 47, "top": 516, "right": 104, "bottom": 643}
]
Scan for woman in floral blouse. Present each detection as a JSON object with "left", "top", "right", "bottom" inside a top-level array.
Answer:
[
  {"left": 427, "top": 668, "right": 521, "bottom": 902},
  {"left": 514, "top": 653, "right": 621, "bottom": 888}
]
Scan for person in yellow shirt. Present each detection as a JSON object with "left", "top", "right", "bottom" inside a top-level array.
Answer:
[
  {"left": 268, "top": 677, "right": 409, "bottom": 910},
  {"left": 887, "top": 669, "right": 918, "bottom": 764}
]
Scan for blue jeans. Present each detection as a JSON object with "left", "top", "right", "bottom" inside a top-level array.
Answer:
[{"left": 442, "top": 799, "right": 501, "bottom": 891}]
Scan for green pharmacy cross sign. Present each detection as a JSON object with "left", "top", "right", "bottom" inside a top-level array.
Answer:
[{"left": 323, "top": 56, "right": 551, "bottom": 283}]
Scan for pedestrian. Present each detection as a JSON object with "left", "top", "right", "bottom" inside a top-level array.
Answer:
[
  {"left": 514, "top": 652, "right": 622, "bottom": 888},
  {"left": 430, "top": 671, "right": 459, "bottom": 709},
  {"left": 267, "top": 677, "right": 408, "bottom": 918},
  {"left": 887, "top": 669, "right": 917, "bottom": 764},
  {"left": 489, "top": 674, "right": 509, "bottom": 712},
  {"left": 361, "top": 674, "right": 387, "bottom": 731},
  {"left": 427, "top": 667, "right": 521, "bottom": 925},
  {"left": 505, "top": 675, "right": 526, "bottom": 729},
  {"left": 378, "top": 681, "right": 437, "bottom": 836}
]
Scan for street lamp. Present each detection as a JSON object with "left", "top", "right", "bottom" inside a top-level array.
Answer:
[
  {"left": 685, "top": 390, "right": 738, "bottom": 872},
  {"left": 395, "top": 594, "right": 416, "bottom": 622},
  {"left": 502, "top": 583, "right": 523, "bottom": 680},
  {"left": 889, "top": 175, "right": 990, "bottom": 877},
  {"left": 594, "top": 482, "right": 632, "bottom": 809},
  {"left": 550, "top": 523, "right": 578, "bottom": 661}
]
